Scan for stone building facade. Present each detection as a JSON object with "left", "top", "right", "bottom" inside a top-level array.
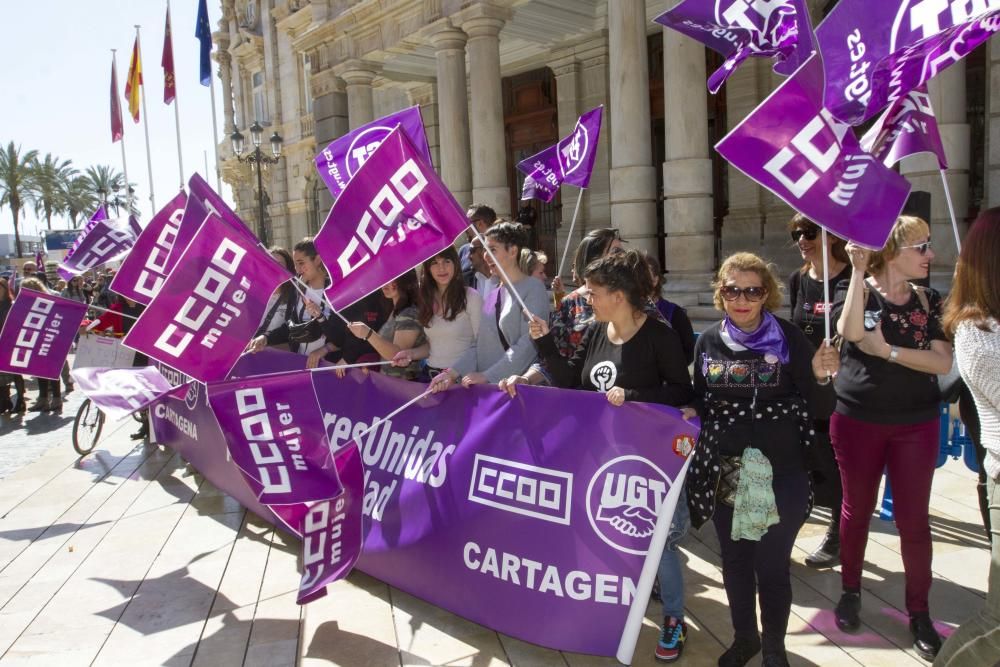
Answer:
[{"left": 215, "top": 0, "right": 993, "bottom": 314}]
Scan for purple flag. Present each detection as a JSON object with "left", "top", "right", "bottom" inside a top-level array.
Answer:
[
  {"left": 817, "top": 1, "right": 1000, "bottom": 125},
  {"left": 716, "top": 52, "right": 911, "bottom": 249},
  {"left": 164, "top": 173, "right": 259, "bottom": 279},
  {"left": 150, "top": 348, "right": 697, "bottom": 656},
  {"left": 654, "top": 0, "right": 814, "bottom": 93},
  {"left": 207, "top": 371, "right": 344, "bottom": 507},
  {"left": 110, "top": 191, "right": 188, "bottom": 305},
  {"left": 57, "top": 218, "right": 139, "bottom": 281},
  {"left": 0, "top": 290, "right": 87, "bottom": 380},
  {"left": 123, "top": 213, "right": 291, "bottom": 383},
  {"left": 63, "top": 206, "right": 109, "bottom": 262},
  {"left": 70, "top": 366, "right": 175, "bottom": 421},
  {"left": 314, "top": 127, "right": 469, "bottom": 311},
  {"left": 315, "top": 106, "right": 432, "bottom": 200},
  {"left": 860, "top": 85, "right": 948, "bottom": 169},
  {"left": 516, "top": 106, "right": 604, "bottom": 202},
  {"left": 297, "top": 443, "right": 365, "bottom": 604}
]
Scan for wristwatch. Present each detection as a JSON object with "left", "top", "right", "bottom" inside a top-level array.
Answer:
[{"left": 887, "top": 345, "right": 900, "bottom": 363}]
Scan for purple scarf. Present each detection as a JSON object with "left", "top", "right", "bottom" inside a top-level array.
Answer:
[{"left": 721, "top": 311, "right": 790, "bottom": 365}]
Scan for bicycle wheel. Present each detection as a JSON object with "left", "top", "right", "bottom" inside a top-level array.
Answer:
[{"left": 72, "top": 399, "right": 104, "bottom": 455}]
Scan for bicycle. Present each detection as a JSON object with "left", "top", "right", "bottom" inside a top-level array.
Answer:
[{"left": 72, "top": 398, "right": 104, "bottom": 455}]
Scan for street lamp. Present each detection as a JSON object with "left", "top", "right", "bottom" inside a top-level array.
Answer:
[{"left": 230, "top": 121, "right": 283, "bottom": 247}]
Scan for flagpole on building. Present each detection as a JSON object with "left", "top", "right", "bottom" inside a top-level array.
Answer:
[
  {"left": 166, "top": 1, "right": 184, "bottom": 190},
  {"left": 135, "top": 25, "right": 157, "bottom": 213},
  {"left": 112, "top": 49, "right": 131, "bottom": 199},
  {"left": 208, "top": 75, "right": 222, "bottom": 192},
  {"left": 938, "top": 169, "right": 963, "bottom": 253}
]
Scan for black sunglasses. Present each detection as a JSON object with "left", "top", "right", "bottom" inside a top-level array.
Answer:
[
  {"left": 720, "top": 285, "right": 767, "bottom": 302},
  {"left": 791, "top": 228, "right": 818, "bottom": 242}
]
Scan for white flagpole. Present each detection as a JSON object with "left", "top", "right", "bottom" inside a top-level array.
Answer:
[
  {"left": 939, "top": 169, "right": 963, "bottom": 253},
  {"left": 135, "top": 25, "right": 157, "bottom": 213},
  {"left": 167, "top": 1, "right": 184, "bottom": 190},
  {"left": 112, "top": 49, "right": 131, "bottom": 200},
  {"left": 821, "top": 228, "right": 832, "bottom": 344},
  {"left": 208, "top": 73, "right": 222, "bottom": 193},
  {"left": 556, "top": 187, "right": 584, "bottom": 280}
]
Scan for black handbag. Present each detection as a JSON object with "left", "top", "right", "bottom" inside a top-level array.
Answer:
[{"left": 288, "top": 317, "right": 323, "bottom": 344}]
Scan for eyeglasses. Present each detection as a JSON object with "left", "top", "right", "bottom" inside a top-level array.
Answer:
[
  {"left": 790, "top": 229, "right": 818, "bottom": 242},
  {"left": 720, "top": 285, "right": 767, "bottom": 302},
  {"left": 901, "top": 240, "right": 932, "bottom": 255}
]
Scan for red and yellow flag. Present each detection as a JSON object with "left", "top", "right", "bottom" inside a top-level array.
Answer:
[
  {"left": 124, "top": 37, "right": 142, "bottom": 122},
  {"left": 162, "top": 6, "right": 176, "bottom": 104}
]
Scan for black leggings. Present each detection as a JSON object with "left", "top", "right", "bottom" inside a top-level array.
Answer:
[
  {"left": 959, "top": 386, "right": 991, "bottom": 539},
  {"left": 37, "top": 378, "right": 61, "bottom": 401},
  {"left": 713, "top": 470, "right": 810, "bottom": 653}
]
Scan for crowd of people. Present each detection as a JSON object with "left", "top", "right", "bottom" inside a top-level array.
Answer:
[{"left": 3, "top": 201, "right": 997, "bottom": 666}]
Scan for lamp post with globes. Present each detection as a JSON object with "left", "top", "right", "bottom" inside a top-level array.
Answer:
[{"left": 230, "top": 121, "right": 283, "bottom": 247}]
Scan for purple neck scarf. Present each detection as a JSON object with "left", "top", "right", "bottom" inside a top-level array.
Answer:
[{"left": 722, "top": 311, "right": 789, "bottom": 365}]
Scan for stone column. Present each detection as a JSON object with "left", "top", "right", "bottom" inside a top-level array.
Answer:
[
  {"left": 463, "top": 10, "right": 510, "bottom": 218},
  {"left": 550, "top": 55, "right": 585, "bottom": 276},
  {"left": 901, "top": 61, "right": 969, "bottom": 275},
  {"left": 430, "top": 25, "right": 473, "bottom": 207},
  {"left": 339, "top": 61, "right": 378, "bottom": 129},
  {"left": 608, "top": 0, "right": 657, "bottom": 255},
  {"left": 311, "top": 67, "right": 348, "bottom": 213},
  {"left": 662, "top": 25, "right": 714, "bottom": 280}
]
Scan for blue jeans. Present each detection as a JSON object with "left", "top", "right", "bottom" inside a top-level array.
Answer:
[{"left": 658, "top": 486, "right": 690, "bottom": 620}]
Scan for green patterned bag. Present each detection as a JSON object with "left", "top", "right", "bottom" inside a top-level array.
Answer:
[{"left": 730, "top": 447, "right": 779, "bottom": 542}]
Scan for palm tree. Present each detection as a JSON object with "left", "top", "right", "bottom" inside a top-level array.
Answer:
[
  {"left": 62, "top": 175, "right": 98, "bottom": 228},
  {"left": 30, "top": 153, "right": 75, "bottom": 230},
  {"left": 82, "top": 164, "right": 139, "bottom": 217},
  {"left": 0, "top": 141, "right": 38, "bottom": 257}
]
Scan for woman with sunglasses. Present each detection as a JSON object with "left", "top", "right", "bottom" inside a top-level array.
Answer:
[
  {"left": 830, "top": 216, "right": 953, "bottom": 661},
  {"left": 786, "top": 214, "right": 852, "bottom": 569},
  {"left": 684, "top": 252, "right": 839, "bottom": 667}
]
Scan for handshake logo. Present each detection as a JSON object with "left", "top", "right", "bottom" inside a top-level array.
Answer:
[{"left": 587, "top": 456, "right": 671, "bottom": 555}]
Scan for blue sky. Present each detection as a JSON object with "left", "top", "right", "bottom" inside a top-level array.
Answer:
[{"left": 1, "top": 0, "right": 232, "bottom": 238}]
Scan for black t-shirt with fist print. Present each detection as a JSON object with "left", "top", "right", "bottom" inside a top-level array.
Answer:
[{"left": 534, "top": 316, "right": 693, "bottom": 406}]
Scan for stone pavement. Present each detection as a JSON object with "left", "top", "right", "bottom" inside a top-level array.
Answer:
[
  {"left": 0, "top": 419, "right": 990, "bottom": 666},
  {"left": 0, "top": 381, "right": 87, "bottom": 480}
]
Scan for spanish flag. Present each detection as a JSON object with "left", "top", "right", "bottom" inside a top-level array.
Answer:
[{"left": 124, "top": 37, "right": 142, "bottom": 123}]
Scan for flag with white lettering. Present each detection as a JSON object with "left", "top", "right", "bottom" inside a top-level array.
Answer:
[
  {"left": 314, "top": 127, "right": 469, "bottom": 311},
  {"left": 164, "top": 173, "right": 259, "bottom": 278},
  {"left": 0, "top": 290, "right": 88, "bottom": 380},
  {"left": 70, "top": 366, "right": 176, "bottom": 421},
  {"left": 860, "top": 85, "right": 948, "bottom": 169},
  {"left": 816, "top": 0, "right": 1000, "bottom": 125},
  {"left": 110, "top": 191, "right": 188, "bottom": 305},
  {"left": 715, "top": 52, "right": 911, "bottom": 249},
  {"left": 516, "top": 106, "right": 603, "bottom": 202},
  {"left": 314, "top": 106, "right": 433, "bottom": 201},
  {"left": 57, "top": 217, "right": 139, "bottom": 281},
  {"left": 122, "top": 213, "right": 291, "bottom": 383},
  {"left": 654, "top": 0, "right": 814, "bottom": 93}
]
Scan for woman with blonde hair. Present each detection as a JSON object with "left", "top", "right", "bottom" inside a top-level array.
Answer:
[
  {"left": 830, "top": 216, "right": 953, "bottom": 660},
  {"left": 684, "top": 252, "right": 838, "bottom": 667}
]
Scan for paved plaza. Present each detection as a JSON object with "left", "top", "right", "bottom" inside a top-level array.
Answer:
[{"left": 0, "top": 409, "right": 990, "bottom": 666}]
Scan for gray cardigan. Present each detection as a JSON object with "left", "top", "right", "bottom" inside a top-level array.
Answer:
[{"left": 453, "top": 275, "right": 551, "bottom": 383}]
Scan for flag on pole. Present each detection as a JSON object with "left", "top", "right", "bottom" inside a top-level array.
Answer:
[
  {"left": 860, "top": 85, "right": 948, "bottom": 170},
  {"left": 516, "top": 106, "right": 603, "bottom": 202},
  {"left": 125, "top": 37, "right": 142, "bottom": 122},
  {"left": 162, "top": 5, "right": 176, "bottom": 104},
  {"left": 110, "top": 59, "right": 123, "bottom": 142},
  {"left": 196, "top": 0, "right": 212, "bottom": 86}
]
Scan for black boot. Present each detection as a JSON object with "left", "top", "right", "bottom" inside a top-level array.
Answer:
[
  {"left": 29, "top": 383, "right": 49, "bottom": 412},
  {"left": 48, "top": 387, "right": 62, "bottom": 412},
  {"left": 718, "top": 636, "right": 761, "bottom": 667},
  {"left": 761, "top": 650, "right": 791, "bottom": 667},
  {"left": 805, "top": 522, "right": 840, "bottom": 568},
  {"left": 835, "top": 589, "right": 861, "bottom": 633},
  {"left": 909, "top": 612, "right": 941, "bottom": 662}
]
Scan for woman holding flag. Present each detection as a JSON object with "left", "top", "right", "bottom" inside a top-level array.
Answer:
[{"left": 830, "top": 216, "right": 953, "bottom": 661}]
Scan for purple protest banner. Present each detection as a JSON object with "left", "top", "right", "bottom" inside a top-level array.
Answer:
[
  {"left": 0, "top": 290, "right": 87, "bottom": 380},
  {"left": 516, "top": 106, "right": 603, "bottom": 202},
  {"left": 297, "top": 443, "right": 365, "bottom": 604},
  {"left": 123, "top": 213, "right": 291, "bottom": 383},
  {"left": 70, "top": 366, "right": 175, "bottom": 421},
  {"left": 817, "top": 1, "right": 1000, "bottom": 125},
  {"left": 110, "top": 191, "right": 188, "bottom": 305},
  {"left": 314, "top": 106, "right": 432, "bottom": 200},
  {"left": 654, "top": 0, "right": 813, "bottom": 93},
  {"left": 164, "top": 173, "right": 259, "bottom": 278},
  {"left": 860, "top": 85, "right": 947, "bottom": 169},
  {"left": 57, "top": 217, "right": 139, "bottom": 281},
  {"left": 314, "top": 127, "right": 469, "bottom": 311},
  {"left": 207, "top": 371, "right": 344, "bottom": 507},
  {"left": 716, "top": 52, "right": 911, "bottom": 249}
]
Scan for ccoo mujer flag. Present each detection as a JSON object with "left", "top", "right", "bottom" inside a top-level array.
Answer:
[{"left": 0, "top": 290, "right": 88, "bottom": 380}]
